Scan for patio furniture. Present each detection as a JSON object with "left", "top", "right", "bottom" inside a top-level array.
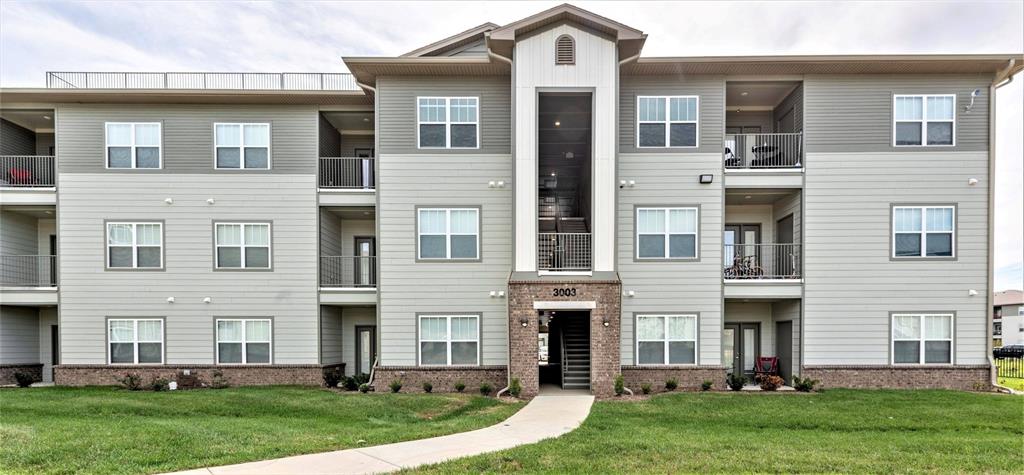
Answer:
[{"left": 753, "top": 356, "right": 779, "bottom": 381}]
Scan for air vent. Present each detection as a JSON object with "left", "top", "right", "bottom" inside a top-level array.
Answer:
[{"left": 555, "top": 35, "right": 575, "bottom": 65}]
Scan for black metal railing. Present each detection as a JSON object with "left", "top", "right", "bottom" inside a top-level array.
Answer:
[
  {"left": 319, "top": 157, "right": 375, "bottom": 189},
  {"left": 319, "top": 256, "right": 376, "bottom": 288},
  {"left": 724, "top": 133, "right": 803, "bottom": 169},
  {"left": 1, "top": 156, "right": 56, "bottom": 188},
  {"left": 0, "top": 255, "right": 57, "bottom": 287},
  {"left": 723, "top": 243, "right": 801, "bottom": 280}
]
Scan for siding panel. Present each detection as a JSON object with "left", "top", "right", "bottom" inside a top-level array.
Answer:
[{"left": 0, "top": 306, "right": 40, "bottom": 364}]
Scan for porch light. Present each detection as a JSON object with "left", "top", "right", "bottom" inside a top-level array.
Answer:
[
  {"left": 520, "top": 318, "right": 529, "bottom": 327},
  {"left": 554, "top": 120, "right": 561, "bottom": 127},
  {"left": 740, "top": 92, "right": 749, "bottom": 96},
  {"left": 699, "top": 174, "right": 713, "bottom": 184},
  {"left": 602, "top": 318, "right": 610, "bottom": 327}
]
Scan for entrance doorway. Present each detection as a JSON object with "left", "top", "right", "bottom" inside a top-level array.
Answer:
[
  {"left": 775, "top": 321, "right": 793, "bottom": 383},
  {"left": 354, "top": 325, "right": 376, "bottom": 376},
  {"left": 723, "top": 322, "right": 760, "bottom": 381},
  {"left": 537, "top": 310, "right": 590, "bottom": 390}
]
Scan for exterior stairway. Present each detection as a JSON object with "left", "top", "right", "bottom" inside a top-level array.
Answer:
[{"left": 561, "top": 316, "right": 591, "bottom": 390}]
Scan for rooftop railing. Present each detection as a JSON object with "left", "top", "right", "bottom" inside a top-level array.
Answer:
[{"left": 46, "top": 72, "right": 360, "bottom": 91}]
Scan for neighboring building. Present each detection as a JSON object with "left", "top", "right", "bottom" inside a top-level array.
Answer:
[
  {"left": 994, "top": 290, "right": 1024, "bottom": 347},
  {"left": 1, "top": 4, "right": 1021, "bottom": 394}
]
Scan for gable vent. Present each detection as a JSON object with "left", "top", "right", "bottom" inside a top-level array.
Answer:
[{"left": 555, "top": 35, "right": 575, "bottom": 65}]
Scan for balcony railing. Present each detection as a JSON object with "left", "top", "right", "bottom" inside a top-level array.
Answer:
[
  {"left": 723, "top": 243, "right": 801, "bottom": 280},
  {"left": 0, "top": 255, "right": 57, "bottom": 287},
  {"left": 724, "top": 133, "right": 803, "bottom": 169},
  {"left": 538, "top": 233, "right": 591, "bottom": 271},
  {"left": 319, "top": 157, "right": 375, "bottom": 190},
  {"left": 46, "top": 72, "right": 360, "bottom": 91},
  {"left": 1, "top": 156, "right": 56, "bottom": 188},
  {"left": 320, "top": 256, "right": 376, "bottom": 288}
]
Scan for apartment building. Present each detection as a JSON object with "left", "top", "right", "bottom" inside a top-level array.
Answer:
[
  {"left": 994, "top": 290, "right": 1024, "bottom": 347},
  {"left": 1, "top": 4, "right": 1020, "bottom": 395}
]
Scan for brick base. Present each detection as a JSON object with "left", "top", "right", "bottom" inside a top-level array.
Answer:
[
  {"left": 801, "top": 365, "right": 992, "bottom": 391},
  {"left": 371, "top": 366, "right": 507, "bottom": 394},
  {"left": 54, "top": 364, "right": 344, "bottom": 387},
  {"left": 0, "top": 364, "right": 43, "bottom": 385},
  {"left": 621, "top": 366, "right": 728, "bottom": 393}
]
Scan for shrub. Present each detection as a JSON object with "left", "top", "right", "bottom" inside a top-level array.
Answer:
[
  {"left": 664, "top": 378, "right": 678, "bottom": 391},
  {"left": 323, "top": 367, "right": 343, "bottom": 388},
  {"left": 758, "top": 375, "right": 785, "bottom": 391},
  {"left": 509, "top": 378, "right": 522, "bottom": 398},
  {"left": 340, "top": 376, "right": 357, "bottom": 391},
  {"left": 210, "top": 370, "right": 229, "bottom": 389},
  {"left": 13, "top": 371, "right": 34, "bottom": 388},
  {"left": 640, "top": 383, "right": 652, "bottom": 395},
  {"left": 479, "top": 383, "right": 493, "bottom": 396},
  {"left": 117, "top": 372, "right": 143, "bottom": 391},
  {"left": 726, "top": 373, "right": 746, "bottom": 391},
  {"left": 454, "top": 381, "right": 466, "bottom": 393},
  {"left": 422, "top": 382, "right": 433, "bottom": 393},
  {"left": 701, "top": 380, "right": 713, "bottom": 391},
  {"left": 388, "top": 380, "right": 402, "bottom": 393},
  {"left": 792, "top": 376, "right": 819, "bottom": 392},
  {"left": 352, "top": 373, "right": 370, "bottom": 386},
  {"left": 613, "top": 375, "right": 625, "bottom": 396},
  {"left": 358, "top": 383, "right": 370, "bottom": 393},
  {"left": 150, "top": 377, "right": 170, "bottom": 392}
]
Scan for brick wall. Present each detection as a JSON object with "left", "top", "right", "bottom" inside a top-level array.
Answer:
[
  {"left": 0, "top": 364, "right": 43, "bottom": 385},
  {"left": 54, "top": 364, "right": 343, "bottom": 387},
  {"left": 621, "top": 366, "right": 728, "bottom": 392},
  {"left": 802, "top": 365, "right": 991, "bottom": 391},
  {"left": 371, "top": 366, "right": 507, "bottom": 393}
]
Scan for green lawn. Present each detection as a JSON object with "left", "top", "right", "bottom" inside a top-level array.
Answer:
[
  {"left": 0, "top": 386, "right": 523, "bottom": 475},
  {"left": 998, "top": 377, "right": 1024, "bottom": 391},
  {"left": 413, "top": 390, "right": 1023, "bottom": 474}
]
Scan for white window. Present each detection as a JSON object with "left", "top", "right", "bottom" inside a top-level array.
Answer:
[
  {"left": 215, "top": 223, "right": 271, "bottom": 269},
  {"left": 418, "top": 315, "right": 479, "bottom": 366},
  {"left": 636, "top": 315, "right": 697, "bottom": 365},
  {"left": 637, "top": 96, "right": 699, "bottom": 148},
  {"left": 107, "top": 222, "right": 163, "bottom": 268},
  {"left": 214, "top": 123, "right": 270, "bottom": 169},
  {"left": 216, "top": 319, "right": 272, "bottom": 364},
  {"left": 893, "top": 206, "right": 954, "bottom": 258},
  {"left": 105, "top": 122, "right": 161, "bottom": 169},
  {"left": 417, "top": 97, "right": 479, "bottom": 149},
  {"left": 417, "top": 208, "right": 479, "bottom": 260},
  {"left": 636, "top": 207, "right": 698, "bottom": 259},
  {"left": 893, "top": 94, "right": 955, "bottom": 146},
  {"left": 892, "top": 314, "right": 952, "bottom": 364},
  {"left": 108, "top": 319, "right": 163, "bottom": 364}
]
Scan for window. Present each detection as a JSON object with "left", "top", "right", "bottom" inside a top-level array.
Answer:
[
  {"left": 107, "top": 222, "right": 163, "bottom": 268},
  {"left": 637, "top": 96, "right": 698, "bottom": 148},
  {"left": 636, "top": 207, "right": 698, "bottom": 259},
  {"left": 215, "top": 223, "right": 271, "bottom": 269},
  {"left": 417, "top": 97, "right": 479, "bottom": 149},
  {"left": 108, "top": 319, "right": 163, "bottom": 364},
  {"left": 216, "top": 319, "right": 272, "bottom": 364},
  {"left": 417, "top": 208, "right": 479, "bottom": 260},
  {"left": 893, "top": 94, "right": 955, "bottom": 146},
  {"left": 419, "top": 315, "right": 479, "bottom": 366},
  {"left": 892, "top": 314, "right": 952, "bottom": 364},
  {"left": 893, "top": 206, "right": 954, "bottom": 258},
  {"left": 637, "top": 315, "right": 697, "bottom": 365},
  {"left": 215, "top": 123, "right": 270, "bottom": 169},
  {"left": 105, "top": 122, "right": 161, "bottom": 168},
  {"left": 555, "top": 34, "right": 575, "bottom": 65}
]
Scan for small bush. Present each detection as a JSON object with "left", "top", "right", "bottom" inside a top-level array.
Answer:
[
  {"left": 323, "top": 367, "right": 343, "bottom": 388},
  {"left": 701, "top": 380, "right": 713, "bottom": 391},
  {"left": 388, "top": 380, "right": 402, "bottom": 393},
  {"left": 613, "top": 374, "right": 625, "bottom": 396},
  {"left": 353, "top": 373, "right": 370, "bottom": 386},
  {"left": 454, "top": 381, "right": 466, "bottom": 393},
  {"left": 117, "top": 372, "right": 143, "bottom": 391},
  {"left": 758, "top": 374, "right": 785, "bottom": 391},
  {"left": 664, "top": 378, "right": 678, "bottom": 391},
  {"left": 479, "top": 383, "right": 493, "bottom": 396},
  {"left": 150, "top": 377, "right": 170, "bottom": 392},
  {"left": 340, "top": 376, "right": 357, "bottom": 391},
  {"left": 640, "top": 383, "right": 652, "bottom": 395},
  {"left": 726, "top": 373, "right": 746, "bottom": 391},
  {"left": 422, "top": 382, "right": 433, "bottom": 393},
  {"left": 509, "top": 378, "right": 522, "bottom": 398},
  {"left": 210, "top": 370, "right": 229, "bottom": 389},
  {"left": 792, "top": 376, "right": 819, "bottom": 392},
  {"left": 13, "top": 371, "right": 34, "bottom": 388},
  {"left": 358, "top": 383, "right": 370, "bottom": 393}
]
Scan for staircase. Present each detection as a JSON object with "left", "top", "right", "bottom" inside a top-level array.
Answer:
[
  {"left": 560, "top": 317, "right": 591, "bottom": 390},
  {"left": 558, "top": 217, "right": 588, "bottom": 234}
]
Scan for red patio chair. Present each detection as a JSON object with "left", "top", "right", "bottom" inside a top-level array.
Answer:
[
  {"left": 753, "top": 356, "right": 778, "bottom": 381},
  {"left": 8, "top": 168, "right": 33, "bottom": 185}
]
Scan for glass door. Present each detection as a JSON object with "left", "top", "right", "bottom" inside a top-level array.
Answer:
[{"left": 724, "top": 323, "right": 760, "bottom": 382}]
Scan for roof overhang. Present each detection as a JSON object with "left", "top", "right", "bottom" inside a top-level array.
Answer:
[
  {"left": 342, "top": 57, "right": 511, "bottom": 92},
  {"left": 485, "top": 3, "right": 646, "bottom": 61},
  {"left": 622, "top": 54, "right": 1024, "bottom": 76},
  {"left": 402, "top": 22, "right": 499, "bottom": 57},
  {"left": 0, "top": 88, "right": 371, "bottom": 106}
]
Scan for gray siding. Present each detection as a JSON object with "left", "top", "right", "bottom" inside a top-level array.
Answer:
[
  {"left": 618, "top": 75, "right": 725, "bottom": 154},
  {"left": 56, "top": 104, "right": 318, "bottom": 173},
  {"left": 36, "top": 133, "right": 55, "bottom": 156},
  {"left": 773, "top": 83, "right": 803, "bottom": 133},
  {"left": 319, "top": 209, "right": 342, "bottom": 257},
  {"left": 341, "top": 219, "right": 374, "bottom": 254},
  {"left": 726, "top": 111, "right": 772, "bottom": 132},
  {"left": 318, "top": 114, "right": 341, "bottom": 157},
  {"left": 1, "top": 211, "right": 39, "bottom": 255},
  {"left": 320, "top": 305, "right": 343, "bottom": 364},
  {"left": 804, "top": 74, "right": 991, "bottom": 153},
  {"left": 340, "top": 135, "right": 375, "bottom": 157},
  {"left": 1, "top": 118, "right": 36, "bottom": 155},
  {"left": 341, "top": 306, "right": 375, "bottom": 375},
  {"left": 377, "top": 76, "right": 511, "bottom": 155},
  {"left": 0, "top": 306, "right": 40, "bottom": 364}
]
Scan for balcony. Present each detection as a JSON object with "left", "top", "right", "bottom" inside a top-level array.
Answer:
[
  {"left": 319, "top": 256, "right": 376, "bottom": 288},
  {"left": 46, "top": 71, "right": 359, "bottom": 91},
  {"left": 723, "top": 243, "right": 801, "bottom": 280},
  {"left": 1, "top": 155, "right": 55, "bottom": 188},
  {"left": 724, "top": 133, "right": 803, "bottom": 170},
  {"left": 319, "top": 157, "right": 375, "bottom": 190},
  {"left": 538, "top": 233, "right": 591, "bottom": 272}
]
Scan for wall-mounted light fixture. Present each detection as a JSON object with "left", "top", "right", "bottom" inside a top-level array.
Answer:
[
  {"left": 164, "top": 198, "right": 173, "bottom": 205},
  {"left": 203, "top": 297, "right": 212, "bottom": 303},
  {"left": 166, "top": 297, "right": 175, "bottom": 303},
  {"left": 602, "top": 318, "right": 610, "bottom": 327},
  {"left": 968, "top": 178, "right": 979, "bottom": 186},
  {"left": 968, "top": 289, "right": 979, "bottom": 296},
  {"left": 699, "top": 174, "right": 714, "bottom": 184},
  {"left": 206, "top": 198, "right": 216, "bottom": 205},
  {"left": 489, "top": 290, "right": 497, "bottom": 297},
  {"left": 519, "top": 317, "right": 529, "bottom": 327},
  {"left": 625, "top": 290, "right": 636, "bottom": 297}
]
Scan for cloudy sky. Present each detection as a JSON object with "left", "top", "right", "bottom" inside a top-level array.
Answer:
[{"left": 1, "top": 0, "right": 1021, "bottom": 289}]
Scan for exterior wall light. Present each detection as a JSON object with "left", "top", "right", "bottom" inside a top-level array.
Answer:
[
  {"left": 164, "top": 198, "right": 173, "bottom": 204},
  {"left": 520, "top": 318, "right": 529, "bottom": 327},
  {"left": 699, "top": 174, "right": 714, "bottom": 184},
  {"left": 602, "top": 318, "right": 610, "bottom": 327},
  {"left": 968, "top": 178, "right": 978, "bottom": 186},
  {"left": 166, "top": 297, "right": 175, "bottom": 303}
]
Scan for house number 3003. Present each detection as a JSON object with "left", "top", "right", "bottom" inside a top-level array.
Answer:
[{"left": 552, "top": 288, "right": 577, "bottom": 297}]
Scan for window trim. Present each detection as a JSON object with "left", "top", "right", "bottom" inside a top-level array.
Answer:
[
  {"left": 890, "top": 313, "right": 954, "bottom": 365},
  {"left": 635, "top": 314, "right": 699, "bottom": 366},
  {"left": 215, "top": 318, "right": 273, "bottom": 365},
  {"left": 213, "top": 221, "right": 273, "bottom": 270},
  {"left": 415, "top": 207, "right": 481, "bottom": 261},
  {"left": 892, "top": 94, "right": 956, "bottom": 147},
  {"left": 107, "top": 318, "right": 165, "bottom": 365},
  {"left": 105, "top": 221, "right": 165, "bottom": 270},
  {"left": 213, "top": 122, "right": 272, "bottom": 170},
  {"left": 416, "top": 96, "right": 480, "bottom": 150},
  {"left": 635, "top": 95, "right": 700, "bottom": 149},
  {"left": 890, "top": 204, "right": 956, "bottom": 259},
  {"left": 417, "top": 314, "right": 481, "bottom": 366},
  {"left": 634, "top": 205, "right": 700, "bottom": 261},
  {"left": 104, "top": 122, "right": 163, "bottom": 169}
]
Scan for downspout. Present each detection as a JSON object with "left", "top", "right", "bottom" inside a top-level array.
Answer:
[
  {"left": 488, "top": 37, "right": 514, "bottom": 398},
  {"left": 356, "top": 80, "right": 377, "bottom": 95},
  {"left": 618, "top": 49, "right": 640, "bottom": 397},
  {"left": 988, "top": 60, "right": 1015, "bottom": 393}
]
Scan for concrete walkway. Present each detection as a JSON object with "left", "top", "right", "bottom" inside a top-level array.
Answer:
[{"left": 171, "top": 391, "right": 594, "bottom": 475}]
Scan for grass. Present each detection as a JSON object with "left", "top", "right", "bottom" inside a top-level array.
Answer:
[
  {"left": 412, "top": 390, "right": 1023, "bottom": 473},
  {"left": 0, "top": 386, "right": 523, "bottom": 475},
  {"left": 998, "top": 377, "right": 1024, "bottom": 391}
]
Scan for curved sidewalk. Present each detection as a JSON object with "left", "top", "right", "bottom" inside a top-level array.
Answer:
[{"left": 172, "top": 392, "right": 594, "bottom": 475}]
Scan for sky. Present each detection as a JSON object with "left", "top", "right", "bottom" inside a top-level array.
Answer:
[{"left": 1, "top": 0, "right": 1021, "bottom": 290}]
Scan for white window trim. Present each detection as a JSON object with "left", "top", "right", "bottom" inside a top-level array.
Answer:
[
  {"left": 635, "top": 207, "right": 699, "bottom": 260},
  {"left": 214, "top": 222, "right": 272, "bottom": 269},
  {"left": 417, "top": 208, "right": 480, "bottom": 260},
  {"left": 635, "top": 314, "right": 698, "bottom": 366},
  {"left": 108, "top": 318, "right": 164, "bottom": 365},
  {"left": 104, "top": 122, "right": 163, "bottom": 169},
  {"left": 106, "top": 222, "right": 164, "bottom": 269},
  {"left": 892, "top": 205, "right": 956, "bottom": 258},
  {"left": 417, "top": 314, "right": 480, "bottom": 366},
  {"left": 636, "top": 96, "right": 700, "bottom": 149},
  {"left": 416, "top": 97, "right": 480, "bottom": 149},
  {"left": 892, "top": 94, "right": 956, "bottom": 147},
  {"left": 213, "top": 122, "right": 272, "bottom": 169},
  {"left": 215, "top": 318, "right": 273, "bottom": 365},
  {"left": 891, "top": 313, "right": 954, "bottom": 365}
]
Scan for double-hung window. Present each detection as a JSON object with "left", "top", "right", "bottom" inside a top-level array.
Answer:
[
  {"left": 105, "top": 122, "right": 161, "bottom": 168},
  {"left": 893, "top": 206, "right": 954, "bottom": 257},
  {"left": 419, "top": 315, "right": 479, "bottom": 366},
  {"left": 107, "top": 222, "right": 163, "bottom": 268},
  {"left": 108, "top": 319, "right": 163, "bottom": 364},
  {"left": 637, "top": 96, "right": 698, "bottom": 148},
  {"left": 215, "top": 123, "right": 270, "bottom": 169},
  {"left": 417, "top": 97, "right": 479, "bottom": 149},
  {"left": 216, "top": 319, "right": 272, "bottom": 364},
  {"left": 417, "top": 208, "right": 479, "bottom": 260},
  {"left": 636, "top": 207, "right": 698, "bottom": 259},
  {"left": 893, "top": 94, "right": 955, "bottom": 146},
  {"left": 892, "top": 314, "right": 952, "bottom": 364},
  {"left": 215, "top": 223, "right": 271, "bottom": 269},
  {"left": 636, "top": 314, "right": 697, "bottom": 365}
]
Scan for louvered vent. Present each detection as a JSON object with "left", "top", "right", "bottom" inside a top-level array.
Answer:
[{"left": 555, "top": 35, "right": 575, "bottom": 65}]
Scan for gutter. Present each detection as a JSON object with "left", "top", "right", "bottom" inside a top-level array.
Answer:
[
  {"left": 356, "top": 80, "right": 376, "bottom": 95},
  {"left": 988, "top": 59, "right": 1016, "bottom": 393}
]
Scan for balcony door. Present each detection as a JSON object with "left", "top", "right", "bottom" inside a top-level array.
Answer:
[
  {"left": 724, "top": 224, "right": 761, "bottom": 268},
  {"left": 353, "top": 237, "right": 375, "bottom": 287}
]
